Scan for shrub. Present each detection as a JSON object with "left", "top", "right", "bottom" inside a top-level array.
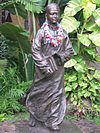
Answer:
[
  {"left": 0, "top": 67, "right": 32, "bottom": 114},
  {"left": 61, "top": 0, "right": 100, "bottom": 117}
]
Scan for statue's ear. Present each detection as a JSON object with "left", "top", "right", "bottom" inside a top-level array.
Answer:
[
  {"left": 45, "top": 14, "right": 47, "bottom": 21},
  {"left": 45, "top": 13, "right": 47, "bottom": 17}
]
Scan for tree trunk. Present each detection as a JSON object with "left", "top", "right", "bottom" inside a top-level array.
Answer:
[
  {"left": 0, "top": 10, "right": 2, "bottom": 24},
  {"left": 28, "top": 11, "right": 33, "bottom": 42}
]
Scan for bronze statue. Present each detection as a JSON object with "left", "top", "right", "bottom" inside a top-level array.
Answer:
[{"left": 26, "top": 3, "right": 74, "bottom": 131}]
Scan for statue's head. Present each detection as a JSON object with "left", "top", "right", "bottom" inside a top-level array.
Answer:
[{"left": 45, "top": 3, "right": 60, "bottom": 24}]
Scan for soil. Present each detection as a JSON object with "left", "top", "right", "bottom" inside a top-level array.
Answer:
[
  {"left": 0, "top": 119, "right": 100, "bottom": 133},
  {"left": 73, "top": 119, "right": 100, "bottom": 133}
]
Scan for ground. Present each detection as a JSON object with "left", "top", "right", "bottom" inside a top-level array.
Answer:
[
  {"left": 0, "top": 119, "right": 100, "bottom": 133},
  {"left": 73, "top": 119, "right": 100, "bottom": 133}
]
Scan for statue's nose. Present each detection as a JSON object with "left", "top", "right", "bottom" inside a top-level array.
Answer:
[{"left": 54, "top": 14, "right": 57, "bottom": 18}]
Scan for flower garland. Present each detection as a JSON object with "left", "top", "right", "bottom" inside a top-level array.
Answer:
[{"left": 42, "top": 22, "right": 64, "bottom": 47}]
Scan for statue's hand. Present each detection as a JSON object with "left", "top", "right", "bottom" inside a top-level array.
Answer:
[
  {"left": 53, "top": 54, "right": 64, "bottom": 65},
  {"left": 42, "top": 67, "right": 53, "bottom": 77}
]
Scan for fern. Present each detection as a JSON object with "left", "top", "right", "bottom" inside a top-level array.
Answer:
[
  {"left": 0, "top": 67, "right": 32, "bottom": 114},
  {"left": 0, "top": 35, "right": 8, "bottom": 59}
]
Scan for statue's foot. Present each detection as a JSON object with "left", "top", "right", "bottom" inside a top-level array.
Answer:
[
  {"left": 49, "top": 125, "right": 60, "bottom": 131},
  {"left": 28, "top": 118, "right": 35, "bottom": 127}
]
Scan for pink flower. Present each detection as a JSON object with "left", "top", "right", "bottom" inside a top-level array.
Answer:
[{"left": 42, "top": 22, "right": 63, "bottom": 46}]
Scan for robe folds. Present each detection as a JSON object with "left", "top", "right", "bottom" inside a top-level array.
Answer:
[{"left": 26, "top": 26, "right": 74, "bottom": 127}]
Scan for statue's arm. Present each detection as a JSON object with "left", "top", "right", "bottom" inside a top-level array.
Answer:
[
  {"left": 32, "top": 29, "right": 53, "bottom": 75},
  {"left": 57, "top": 31, "right": 74, "bottom": 63}
]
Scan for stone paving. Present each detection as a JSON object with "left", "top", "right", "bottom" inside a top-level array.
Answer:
[{"left": 0, "top": 120, "right": 82, "bottom": 133}]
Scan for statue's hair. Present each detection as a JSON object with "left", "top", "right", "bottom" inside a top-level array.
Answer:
[{"left": 45, "top": 3, "right": 60, "bottom": 13}]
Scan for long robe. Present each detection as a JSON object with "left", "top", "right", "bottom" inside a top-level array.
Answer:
[{"left": 26, "top": 25, "right": 74, "bottom": 127}]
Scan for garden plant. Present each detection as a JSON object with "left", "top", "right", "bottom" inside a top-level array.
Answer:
[{"left": 61, "top": 0, "right": 100, "bottom": 117}]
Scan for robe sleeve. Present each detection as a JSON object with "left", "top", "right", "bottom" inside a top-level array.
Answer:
[
  {"left": 32, "top": 29, "right": 51, "bottom": 73},
  {"left": 57, "top": 31, "right": 74, "bottom": 63}
]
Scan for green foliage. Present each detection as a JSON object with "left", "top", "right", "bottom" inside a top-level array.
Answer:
[
  {"left": 0, "top": 23, "right": 31, "bottom": 54},
  {"left": 14, "top": 0, "right": 70, "bottom": 14},
  {"left": 94, "top": 116, "right": 100, "bottom": 125},
  {"left": 16, "top": 0, "right": 47, "bottom": 13},
  {"left": 25, "top": 54, "right": 35, "bottom": 81},
  {"left": 0, "top": 35, "right": 8, "bottom": 73},
  {"left": 64, "top": 56, "right": 100, "bottom": 116},
  {"left": 0, "top": 0, "right": 27, "bottom": 19},
  {"left": 0, "top": 67, "right": 32, "bottom": 114},
  {"left": 0, "top": 59, "right": 7, "bottom": 74},
  {"left": 61, "top": 16, "right": 80, "bottom": 33},
  {"left": 0, "top": 35, "right": 8, "bottom": 59},
  {"left": 0, "top": 113, "right": 9, "bottom": 122},
  {"left": 62, "top": 0, "right": 100, "bottom": 116},
  {"left": 0, "top": 112, "right": 30, "bottom": 122},
  {"left": 64, "top": 58, "right": 100, "bottom": 116},
  {"left": 0, "top": 23, "right": 35, "bottom": 81}
]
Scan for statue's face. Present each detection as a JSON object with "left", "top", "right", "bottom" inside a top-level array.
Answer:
[{"left": 46, "top": 6, "right": 59, "bottom": 24}]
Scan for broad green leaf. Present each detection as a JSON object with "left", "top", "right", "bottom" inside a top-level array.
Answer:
[
  {"left": 25, "top": 54, "right": 35, "bottom": 81},
  {"left": 93, "top": 8, "right": 100, "bottom": 27},
  {"left": 82, "top": 0, "right": 88, "bottom": 8},
  {"left": 72, "top": 41, "right": 78, "bottom": 54},
  {"left": 74, "top": 63, "right": 85, "bottom": 73},
  {"left": 81, "top": 90, "right": 87, "bottom": 94},
  {"left": 88, "top": 66, "right": 95, "bottom": 71},
  {"left": 84, "top": 47, "right": 96, "bottom": 58},
  {"left": 70, "top": 97, "right": 74, "bottom": 102},
  {"left": 68, "top": 75, "right": 77, "bottom": 82},
  {"left": 7, "top": 4, "right": 27, "bottom": 19},
  {"left": 73, "top": 55, "right": 83, "bottom": 62},
  {"left": 61, "top": 16, "right": 80, "bottom": 33},
  {"left": 93, "top": 70, "right": 100, "bottom": 79},
  {"left": 0, "top": 22, "right": 31, "bottom": 54},
  {"left": 79, "top": 81, "right": 88, "bottom": 88},
  {"left": 89, "top": 32, "right": 100, "bottom": 46},
  {"left": 78, "top": 34, "right": 91, "bottom": 47},
  {"left": 78, "top": 91, "right": 83, "bottom": 97},
  {"left": 64, "top": 0, "right": 82, "bottom": 16},
  {"left": 87, "top": 73, "right": 93, "bottom": 80},
  {"left": 89, "top": 88, "right": 96, "bottom": 93},
  {"left": 85, "top": 21, "right": 99, "bottom": 32},
  {"left": 78, "top": 73, "right": 86, "bottom": 81},
  {"left": 0, "top": 1, "right": 27, "bottom": 19},
  {"left": 64, "top": 59, "right": 77, "bottom": 68},
  {"left": 16, "top": 0, "right": 46, "bottom": 13},
  {"left": 78, "top": 60, "right": 87, "bottom": 72},
  {"left": 82, "top": 75, "right": 88, "bottom": 82},
  {"left": 95, "top": 55, "right": 100, "bottom": 61},
  {"left": 72, "top": 82, "right": 78, "bottom": 89},
  {"left": 91, "top": 0, "right": 100, "bottom": 4},
  {"left": 84, "top": 92, "right": 91, "bottom": 97},
  {"left": 82, "top": 0, "right": 96, "bottom": 20},
  {"left": 64, "top": 74, "right": 71, "bottom": 80},
  {"left": 65, "top": 86, "right": 72, "bottom": 92}
]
